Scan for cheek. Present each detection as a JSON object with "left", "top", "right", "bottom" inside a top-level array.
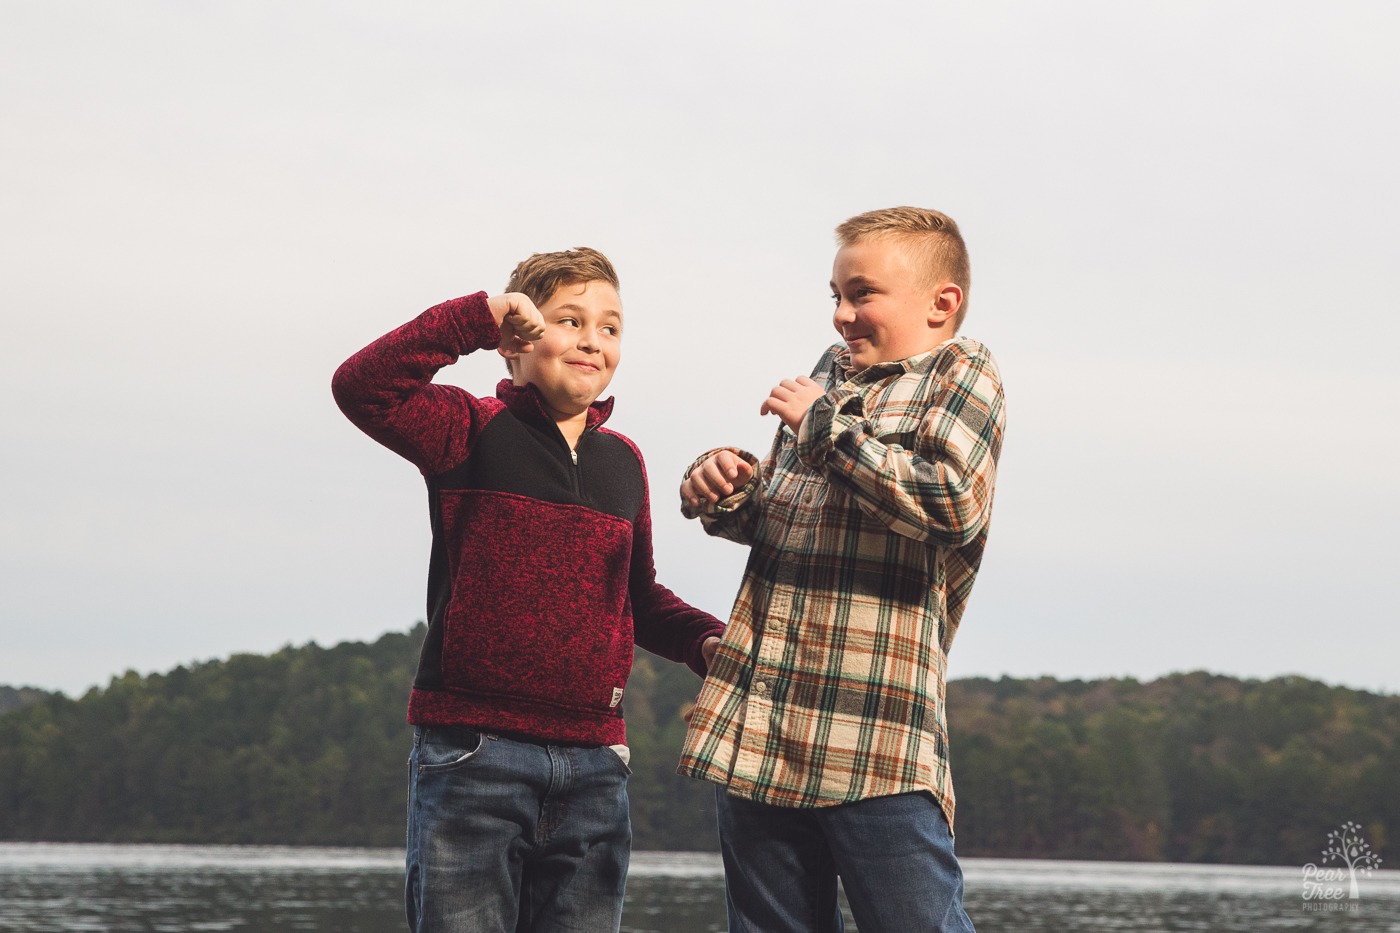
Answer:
[{"left": 536, "top": 336, "right": 568, "bottom": 359}]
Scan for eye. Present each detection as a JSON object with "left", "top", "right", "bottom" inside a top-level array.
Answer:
[
  {"left": 558, "top": 317, "right": 579, "bottom": 327},
  {"left": 602, "top": 324, "right": 620, "bottom": 336},
  {"left": 831, "top": 292, "right": 841, "bottom": 306}
]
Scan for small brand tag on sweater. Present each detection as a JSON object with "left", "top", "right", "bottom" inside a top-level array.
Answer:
[{"left": 610, "top": 687, "right": 624, "bottom": 708}]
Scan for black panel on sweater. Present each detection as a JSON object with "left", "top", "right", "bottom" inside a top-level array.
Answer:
[
  {"left": 434, "top": 413, "right": 645, "bottom": 522},
  {"left": 415, "top": 411, "right": 647, "bottom": 692}
]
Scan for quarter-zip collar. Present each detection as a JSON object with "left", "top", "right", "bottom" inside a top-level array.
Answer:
[{"left": 495, "top": 379, "right": 615, "bottom": 432}]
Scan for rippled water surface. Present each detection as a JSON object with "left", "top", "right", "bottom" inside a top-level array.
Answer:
[{"left": 1, "top": 844, "right": 1397, "bottom": 932}]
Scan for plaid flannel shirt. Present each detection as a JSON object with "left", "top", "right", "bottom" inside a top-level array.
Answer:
[{"left": 676, "top": 337, "right": 1005, "bottom": 828}]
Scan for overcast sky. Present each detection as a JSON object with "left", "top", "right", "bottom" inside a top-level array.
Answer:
[{"left": 3, "top": 1, "right": 1397, "bottom": 698}]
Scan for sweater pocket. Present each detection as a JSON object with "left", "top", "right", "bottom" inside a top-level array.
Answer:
[{"left": 435, "top": 490, "right": 636, "bottom": 715}]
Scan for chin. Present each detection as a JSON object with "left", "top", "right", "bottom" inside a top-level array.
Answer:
[{"left": 570, "top": 389, "right": 606, "bottom": 409}]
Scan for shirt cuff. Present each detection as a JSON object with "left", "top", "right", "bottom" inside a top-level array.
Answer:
[
  {"left": 680, "top": 448, "right": 760, "bottom": 519},
  {"left": 448, "top": 291, "right": 503, "bottom": 351},
  {"left": 797, "top": 389, "right": 863, "bottom": 467}
]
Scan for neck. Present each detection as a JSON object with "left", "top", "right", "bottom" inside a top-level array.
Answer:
[{"left": 549, "top": 407, "right": 589, "bottom": 449}]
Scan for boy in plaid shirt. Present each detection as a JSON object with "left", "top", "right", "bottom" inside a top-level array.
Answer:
[{"left": 678, "top": 207, "right": 1005, "bottom": 932}]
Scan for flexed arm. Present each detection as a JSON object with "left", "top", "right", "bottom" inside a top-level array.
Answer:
[
  {"left": 794, "top": 342, "right": 1005, "bottom": 547},
  {"left": 331, "top": 292, "right": 544, "bottom": 474}
]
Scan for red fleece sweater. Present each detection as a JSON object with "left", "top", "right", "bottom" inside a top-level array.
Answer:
[{"left": 332, "top": 292, "right": 723, "bottom": 746}]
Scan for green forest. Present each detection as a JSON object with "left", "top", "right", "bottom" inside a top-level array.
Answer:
[{"left": 1, "top": 626, "right": 1394, "bottom": 866}]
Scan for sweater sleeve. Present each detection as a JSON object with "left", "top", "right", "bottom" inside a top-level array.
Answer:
[
  {"left": 617, "top": 437, "right": 726, "bottom": 676},
  {"left": 331, "top": 292, "right": 503, "bottom": 476}
]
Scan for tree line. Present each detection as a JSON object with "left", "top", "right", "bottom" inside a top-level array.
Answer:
[
  {"left": 1, "top": 627, "right": 1394, "bottom": 865},
  {"left": 0, "top": 686, "right": 53, "bottom": 717}
]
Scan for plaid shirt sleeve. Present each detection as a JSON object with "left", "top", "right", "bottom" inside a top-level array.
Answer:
[
  {"left": 679, "top": 447, "right": 763, "bottom": 528},
  {"left": 796, "top": 339, "right": 1003, "bottom": 548}
]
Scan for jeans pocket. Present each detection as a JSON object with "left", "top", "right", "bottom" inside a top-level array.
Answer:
[
  {"left": 415, "top": 726, "right": 489, "bottom": 774},
  {"left": 601, "top": 744, "right": 632, "bottom": 776}
]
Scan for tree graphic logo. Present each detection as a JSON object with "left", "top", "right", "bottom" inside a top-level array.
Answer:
[
  {"left": 1322, "top": 821, "right": 1383, "bottom": 899},
  {"left": 1302, "top": 821, "right": 1383, "bottom": 910}
]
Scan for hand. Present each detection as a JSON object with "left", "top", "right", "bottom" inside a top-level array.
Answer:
[
  {"left": 488, "top": 292, "right": 546, "bottom": 354},
  {"left": 701, "top": 636, "right": 720, "bottom": 671},
  {"left": 681, "top": 450, "right": 754, "bottom": 511},
  {"left": 760, "top": 376, "right": 824, "bottom": 432}
]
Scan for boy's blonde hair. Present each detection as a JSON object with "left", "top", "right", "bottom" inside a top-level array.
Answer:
[
  {"left": 835, "top": 207, "right": 972, "bottom": 331},
  {"left": 502, "top": 246, "right": 620, "bottom": 376}
]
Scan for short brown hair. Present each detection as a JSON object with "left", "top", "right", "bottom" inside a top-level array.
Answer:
[
  {"left": 502, "top": 247, "right": 620, "bottom": 376},
  {"left": 835, "top": 207, "right": 972, "bottom": 331},
  {"left": 505, "top": 246, "right": 619, "bottom": 309}
]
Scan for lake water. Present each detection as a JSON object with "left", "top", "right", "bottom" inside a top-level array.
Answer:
[{"left": 1, "top": 843, "right": 1397, "bottom": 932}]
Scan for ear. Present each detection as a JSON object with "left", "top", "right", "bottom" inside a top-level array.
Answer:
[{"left": 928, "top": 283, "right": 963, "bottom": 327}]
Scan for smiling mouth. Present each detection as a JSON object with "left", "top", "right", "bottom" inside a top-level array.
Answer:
[{"left": 567, "top": 361, "right": 601, "bottom": 373}]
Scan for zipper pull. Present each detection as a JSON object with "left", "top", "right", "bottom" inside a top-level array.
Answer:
[{"left": 570, "top": 449, "right": 578, "bottom": 465}]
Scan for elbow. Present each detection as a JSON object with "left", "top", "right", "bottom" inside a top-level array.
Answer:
[
  {"left": 918, "top": 486, "right": 992, "bottom": 548},
  {"left": 912, "top": 514, "right": 982, "bottom": 549},
  {"left": 330, "top": 359, "right": 355, "bottom": 399},
  {"left": 330, "top": 361, "right": 366, "bottom": 417},
  {"left": 942, "top": 510, "right": 988, "bottom": 548},
  {"left": 330, "top": 362, "right": 350, "bottom": 401}
]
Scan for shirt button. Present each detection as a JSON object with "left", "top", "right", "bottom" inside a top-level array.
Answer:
[{"left": 753, "top": 680, "right": 769, "bottom": 695}]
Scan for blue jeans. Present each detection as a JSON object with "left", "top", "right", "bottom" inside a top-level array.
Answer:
[
  {"left": 405, "top": 726, "right": 632, "bottom": 933},
  {"left": 716, "top": 789, "right": 975, "bottom": 933}
]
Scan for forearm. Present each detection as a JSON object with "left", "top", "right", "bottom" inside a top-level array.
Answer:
[
  {"left": 331, "top": 292, "right": 500, "bottom": 471},
  {"left": 625, "top": 451, "right": 728, "bottom": 674},
  {"left": 632, "top": 582, "right": 725, "bottom": 676},
  {"left": 809, "top": 407, "right": 996, "bottom": 545},
  {"left": 796, "top": 346, "right": 1005, "bottom": 546},
  {"left": 333, "top": 293, "right": 498, "bottom": 417}
]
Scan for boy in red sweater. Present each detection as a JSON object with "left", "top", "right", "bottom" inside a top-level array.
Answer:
[{"left": 333, "top": 247, "right": 723, "bottom": 933}]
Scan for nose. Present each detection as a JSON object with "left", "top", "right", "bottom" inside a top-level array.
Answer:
[
  {"left": 833, "top": 298, "right": 856, "bottom": 327},
  {"left": 577, "top": 328, "right": 600, "bottom": 352}
]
